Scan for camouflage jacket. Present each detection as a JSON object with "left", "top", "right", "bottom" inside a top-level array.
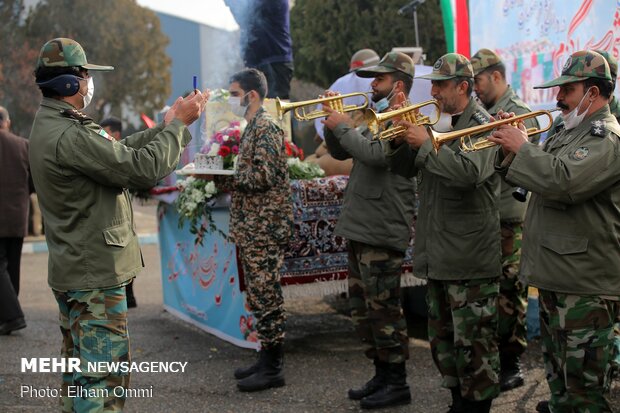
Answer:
[
  {"left": 29, "top": 98, "right": 192, "bottom": 291},
  {"left": 486, "top": 86, "right": 540, "bottom": 223},
  {"left": 387, "top": 98, "right": 501, "bottom": 280},
  {"left": 324, "top": 123, "right": 416, "bottom": 252},
  {"left": 216, "top": 107, "right": 293, "bottom": 247},
  {"left": 498, "top": 106, "right": 620, "bottom": 295}
]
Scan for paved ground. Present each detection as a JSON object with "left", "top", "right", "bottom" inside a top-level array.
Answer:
[{"left": 2, "top": 201, "right": 618, "bottom": 412}]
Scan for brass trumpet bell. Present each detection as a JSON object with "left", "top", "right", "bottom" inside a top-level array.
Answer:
[
  {"left": 276, "top": 93, "right": 370, "bottom": 121},
  {"left": 365, "top": 99, "right": 441, "bottom": 140},
  {"left": 430, "top": 109, "right": 558, "bottom": 153}
]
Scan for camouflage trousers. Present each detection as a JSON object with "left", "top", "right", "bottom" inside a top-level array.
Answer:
[
  {"left": 240, "top": 243, "right": 286, "bottom": 349},
  {"left": 427, "top": 278, "right": 500, "bottom": 401},
  {"left": 539, "top": 290, "right": 619, "bottom": 413},
  {"left": 347, "top": 240, "right": 409, "bottom": 364},
  {"left": 499, "top": 222, "right": 528, "bottom": 357},
  {"left": 53, "top": 286, "right": 130, "bottom": 413}
]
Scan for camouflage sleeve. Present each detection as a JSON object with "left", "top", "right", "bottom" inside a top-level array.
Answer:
[
  {"left": 120, "top": 123, "right": 165, "bottom": 149},
  {"left": 57, "top": 119, "right": 191, "bottom": 189},
  {"left": 385, "top": 141, "right": 420, "bottom": 178},
  {"left": 324, "top": 123, "right": 351, "bottom": 160},
  {"left": 331, "top": 123, "right": 388, "bottom": 167},
  {"left": 234, "top": 124, "right": 284, "bottom": 193},
  {"left": 415, "top": 135, "right": 497, "bottom": 190},
  {"left": 507, "top": 132, "right": 620, "bottom": 203}
]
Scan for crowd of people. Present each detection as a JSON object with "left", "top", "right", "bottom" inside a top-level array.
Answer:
[{"left": 1, "top": 19, "right": 619, "bottom": 413}]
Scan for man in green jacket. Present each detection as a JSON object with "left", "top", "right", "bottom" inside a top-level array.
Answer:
[
  {"left": 470, "top": 48, "right": 540, "bottom": 392},
  {"left": 29, "top": 38, "right": 207, "bottom": 412},
  {"left": 489, "top": 49, "right": 620, "bottom": 413},
  {"left": 322, "top": 51, "right": 417, "bottom": 410},
  {"left": 387, "top": 53, "right": 501, "bottom": 413}
]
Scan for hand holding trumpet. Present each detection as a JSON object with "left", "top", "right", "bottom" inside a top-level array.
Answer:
[
  {"left": 321, "top": 91, "right": 355, "bottom": 130},
  {"left": 486, "top": 110, "right": 529, "bottom": 155}
]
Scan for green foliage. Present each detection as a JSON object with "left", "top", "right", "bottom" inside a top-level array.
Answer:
[
  {"left": 290, "top": 0, "right": 446, "bottom": 87},
  {"left": 3, "top": 0, "right": 171, "bottom": 132}
]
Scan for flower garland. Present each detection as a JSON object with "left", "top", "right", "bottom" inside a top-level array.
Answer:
[{"left": 176, "top": 177, "right": 223, "bottom": 245}]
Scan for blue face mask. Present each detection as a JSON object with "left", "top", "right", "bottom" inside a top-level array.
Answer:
[{"left": 374, "top": 85, "right": 396, "bottom": 113}]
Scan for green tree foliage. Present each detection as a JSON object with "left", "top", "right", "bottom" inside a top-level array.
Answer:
[
  {"left": 24, "top": 0, "right": 171, "bottom": 124},
  {"left": 0, "top": 0, "right": 42, "bottom": 136},
  {"left": 290, "top": 0, "right": 446, "bottom": 87}
]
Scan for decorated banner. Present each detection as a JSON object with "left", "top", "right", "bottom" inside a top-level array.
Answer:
[{"left": 469, "top": 0, "right": 620, "bottom": 108}]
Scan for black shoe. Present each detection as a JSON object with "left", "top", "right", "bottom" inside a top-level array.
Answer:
[
  {"left": 535, "top": 400, "right": 550, "bottom": 413},
  {"left": 0, "top": 317, "right": 26, "bottom": 335},
  {"left": 348, "top": 360, "right": 388, "bottom": 400},
  {"left": 234, "top": 351, "right": 266, "bottom": 380},
  {"left": 461, "top": 398, "right": 492, "bottom": 413},
  {"left": 359, "top": 362, "right": 411, "bottom": 410},
  {"left": 237, "top": 344, "right": 285, "bottom": 392},
  {"left": 446, "top": 387, "right": 464, "bottom": 413},
  {"left": 500, "top": 355, "right": 524, "bottom": 391}
]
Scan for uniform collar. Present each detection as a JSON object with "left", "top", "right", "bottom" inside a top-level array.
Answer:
[
  {"left": 40, "top": 97, "right": 77, "bottom": 112},
  {"left": 487, "top": 86, "right": 515, "bottom": 115}
]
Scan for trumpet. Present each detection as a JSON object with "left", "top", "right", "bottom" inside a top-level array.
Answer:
[
  {"left": 366, "top": 99, "right": 441, "bottom": 140},
  {"left": 430, "top": 109, "right": 558, "bottom": 153},
  {"left": 275, "top": 92, "right": 370, "bottom": 121}
]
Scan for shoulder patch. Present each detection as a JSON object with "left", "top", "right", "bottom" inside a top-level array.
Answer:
[
  {"left": 472, "top": 110, "right": 490, "bottom": 125},
  {"left": 96, "top": 128, "right": 115, "bottom": 142},
  {"left": 590, "top": 120, "right": 606, "bottom": 137},
  {"left": 61, "top": 108, "right": 92, "bottom": 124},
  {"left": 570, "top": 146, "right": 589, "bottom": 160}
]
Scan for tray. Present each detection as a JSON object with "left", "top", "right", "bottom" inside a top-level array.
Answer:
[{"left": 176, "top": 168, "right": 235, "bottom": 176}]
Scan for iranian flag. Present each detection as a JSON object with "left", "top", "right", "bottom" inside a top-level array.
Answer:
[{"left": 440, "top": 0, "right": 470, "bottom": 57}]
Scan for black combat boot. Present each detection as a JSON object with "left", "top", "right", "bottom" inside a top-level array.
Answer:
[
  {"left": 359, "top": 362, "right": 411, "bottom": 409},
  {"left": 500, "top": 354, "right": 524, "bottom": 391},
  {"left": 535, "top": 400, "right": 550, "bottom": 413},
  {"left": 236, "top": 344, "right": 285, "bottom": 392},
  {"left": 348, "top": 359, "right": 388, "bottom": 400},
  {"left": 446, "top": 387, "right": 464, "bottom": 413},
  {"left": 461, "top": 398, "right": 493, "bottom": 413},
  {"left": 234, "top": 349, "right": 267, "bottom": 380}
]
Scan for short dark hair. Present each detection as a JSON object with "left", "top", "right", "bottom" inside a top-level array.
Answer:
[
  {"left": 480, "top": 62, "right": 506, "bottom": 80},
  {"left": 229, "top": 68, "right": 268, "bottom": 99},
  {"left": 453, "top": 76, "right": 474, "bottom": 96},
  {"left": 583, "top": 77, "right": 613, "bottom": 100},
  {"left": 389, "top": 71, "right": 413, "bottom": 95},
  {"left": 100, "top": 117, "right": 122, "bottom": 133},
  {"left": 34, "top": 66, "right": 84, "bottom": 98}
]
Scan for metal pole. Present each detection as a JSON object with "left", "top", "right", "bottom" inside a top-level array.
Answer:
[{"left": 413, "top": 9, "right": 420, "bottom": 47}]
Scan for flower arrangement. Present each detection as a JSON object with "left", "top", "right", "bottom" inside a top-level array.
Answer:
[
  {"left": 176, "top": 177, "right": 223, "bottom": 245},
  {"left": 200, "top": 121, "right": 243, "bottom": 170}
]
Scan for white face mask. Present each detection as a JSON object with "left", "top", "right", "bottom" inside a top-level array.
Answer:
[
  {"left": 433, "top": 112, "right": 453, "bottom": 132},
  {"left": 228, "top": 92, "right": 249, "bottom": 118},
  {"left": 561, "top": 87, "right": 593, "bottom": 130},
  {"left": 78, "top": 77, "right": 94, "bottom": 109}
]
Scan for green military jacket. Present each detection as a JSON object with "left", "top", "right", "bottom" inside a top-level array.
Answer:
[
  {"left": 29, "top": 98, "right": 192, "bottom": 291},
  {"left": 487, "top": 86, "right": 540, "bottom": 223},
  {"left": 324, "top": 122, "right": 416, "bottom": 252},
  {"left": 387, "top": 98, "right": 501, "bottom": 280},
  {"left": 499, "top": 106, "right": 620, "bottom": 295},
  {"left": 548, "top": 95, "right": 620, "bottom": 136}
]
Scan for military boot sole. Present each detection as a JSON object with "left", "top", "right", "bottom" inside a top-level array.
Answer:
[
  {"left": 359, "top": 389, "right": 411, "bottom": 410},
  {"left": 236, "top": 376, "right": 285, "bottom": 392},
  {"left": 500, "top": 375, "right": 524, "bottom": 392}
]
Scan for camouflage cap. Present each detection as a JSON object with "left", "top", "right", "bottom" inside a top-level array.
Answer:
[
  {"left": 594, "top": 49, "right": 618, "bottom": 80},
  {"left": 37, "top": 38, "right": 114, "bottom": 71},
  {"left": 534, "top": 50, "right": 611, "bottom": 89},
  {"left": 356, "top": 52, "right": 415, "bottom": 78},
  {"left": 349, "top": 49, "right": 380, "bottom": 72},
  {"left": 417, "top": 53, "right": 473, "bottom": 80},
  {"left": 470, "top": 48, "right": 503, "bottom": 76}
]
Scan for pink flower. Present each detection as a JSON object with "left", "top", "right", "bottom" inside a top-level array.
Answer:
[{"left": 232, "top": 145, "right": 239, "bottom": 154}]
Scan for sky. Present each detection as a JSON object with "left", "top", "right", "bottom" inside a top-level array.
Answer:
[{"left": 136, "top": 0, "right": 239, "bottom": 31}]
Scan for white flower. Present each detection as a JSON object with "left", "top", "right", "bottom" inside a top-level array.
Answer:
[
  {"left": 223, "top": 135, "right": 230, "bottom": 142},
  {"left": 207, "top": 143, "right": 220, "bottom": 156},
  {"left": 204, "top": 181, "right": 217, "bottom": 197}
]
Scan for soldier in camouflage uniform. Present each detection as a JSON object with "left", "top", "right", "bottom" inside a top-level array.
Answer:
[
  {"left": 322, "top": 52, "right": 417, "bottom": 410},
  {"left": 471, "top": 48, "right": 541, "bottom": 392},
  {"left": 489, "top": 50, "right": 620, "bottom": 413},
  {"left": 386, "top": 53, "right": 501, "bottom": 413},
  {"left": 29, "top": 38, "right": 207, "bottom": 412},
  {"left": 213, "top": 68, "right": 294, "bottom": 393}
]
